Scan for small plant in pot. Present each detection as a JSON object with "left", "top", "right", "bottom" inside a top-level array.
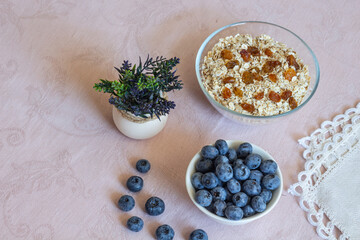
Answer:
[{"left": 94, "top": 55, "right": 183, "bottom": 139}]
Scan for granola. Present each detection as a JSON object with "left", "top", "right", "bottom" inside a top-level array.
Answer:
[{"left": 201, "top": 34, "right": 310, "bottom": 116}]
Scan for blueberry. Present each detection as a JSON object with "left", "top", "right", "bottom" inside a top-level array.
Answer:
[
  {"left": 195, "top": 159, "right": 213, "bottom": 173},
  {"left": 259, "top": 189, "right": 273, "bottom": 203},
  {"left": 211, "top": 186, "right": 227, "bottom": 201},
  {"left": 233, "top": 164, "right": 250, "bottom": 181},
  {"left": 225, "top": 205, "right": 244, "bottom": 220},
  {"left": 156, "top": 224, "right": 175, "bottom": 240},
  {"left": 136, "top": 159, "right": 151, "bottom": 173},
  {"left": 232, "top": 159, "right": 244, "bottom": 168},
  {"left": 189, "top": 229, "right": 208, "bottom": 240},
  {"left": 248, "top": 170, "right": 263, "bottom": 184},
  {"left": 232, "top": 192, "right": 249, "bottom": 207},
  {"left": 195, "top": 189, "right": 212, "bottom": 207},
  {"left": 226, "top": 148, "right": 237, "bottom": 163},
  {"left": 251, "top": 196, "right": 266, "bottom": 212},
  {"left": 126, "top": 176, "right": 143, "bottom": 192},
  {"left": 201, "top": 172, "right": 219, "bottom": 189},
  {"left": 118, "top": 195, "right": 135, "bottom": 212},
  {"left": 244, "top": 154, "right": 262, "bottom": 170},
  {"left": 215, "top": 163, "right": 233, "bottom": 182},
  {"left": 242, "top": 180, "right": 261, "bottom": 196},
  {"left": 215, "top": 139, "right": 228, "bottom": 155},
  {"left": 226, "top": 178, "right": 241, "bottom": 194},
  {"left": 260, "top": 159, "right": 278, "bottom": 174},
  {"left": 201, "top": 145, "right": 219, "bottom": 159},
  {"left": 214, "top": 155, "right": 229, "bottom": 167},
  {"left": 126, "top": 216, "right": 144, "bottom": 232},
  {"left": 262, "top": 174, "right": 280, "bottom": 190},
  {"left": 145, "top": 196, "right": 165, "bottom": 216},
  {"left": 237, "top": 142, "right": 252, "bottom": 158},
  {"left": 191, "top": 172, "right": 204, "bottom": 190},
  {"left": 242, "top": 205, "right": 256, "bottom": 217},
  {"left": 213, "top": 200, "right": 227, "bottom": 217}
]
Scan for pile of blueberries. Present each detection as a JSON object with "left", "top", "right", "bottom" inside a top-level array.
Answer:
[
  {"left": 118, "top": 159, "right": 208, "bottom": 240},
  {"left": 191, "top": 140, "right": 281, "bottom": 220}
]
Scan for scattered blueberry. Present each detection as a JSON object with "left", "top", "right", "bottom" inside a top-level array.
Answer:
[
  {"left": 232, "top": 159, "right": 244, "bottom": 168},
  {"left": 244, "top": 154, "right": 262, "bottom": 169},
  {"left": 211, "top": 186, "right": 227, "bottom": 201},
  {"left": 136, "top": 159, "right": 151, "bottom": 173},
  {"left": 126, "top": 216, "right": 144, "bottom": 232},
  {"left": 232, "top": 192, "right": 249, "bottom": 207},
  {"left": 201, "top": 145, "right": 219, "bottom": 159},
  {"left": 259, "top": 189, "right": 273, "bottom": 203},
  {"left": 118, "top": 195, "right": 135, "bottom": 212},
  {"left": 213, "top": 200, "right": 227, "bottom": 217},
  {"left": 226, "top": 178, "right": 241, "bottom": 194},
  {"left": 251, "top": 196, "right": 266, "bottom": 213},
  {"left": 201, "top": 172, "right": 219, "bottom": 189},
  {"left": 126, "top": 176, "right": 143, "bottom": 192},
  {"left": 215, "top": 163, "right": 233, "bottom": 182},
  {"left": 191, "top": 172, "right": 204, "bottom": 190},
  {"left": 260, "top": 159, "right": 278, "bottom": 174},
  {"left": 189, "top": 229, "right": 208, "bottom": 240},
  {"left": 225, "top": 205, "right": 244, "bottom": 220},
  {"left": 233, "top": 164, "right": 250, "bottom": 181},
  {"left": 195, "top": 159, "right": 213, "bottom": 173},
  {"left": 145, "top": 196, "right": 165, "bottom": 216},
  {"left": 242, "top": 205, "right": 256, "bottom": 217},
  {"left": 214, "top": 155, "right": 229, "bottom": 167},
  {"left": 248, "top": 170, "right": 263, "bottom": 184},
  {"left": 262, "top": 174, "right": 281, "bottom": 190},
  {"left": 215, "top": 139, "right": 229, "bottom": 155},
  {"left": 237, "top": 142, "right": 252, "bottom": 158},
  {"left": 195, "top": 189, "right": 213, "bottom": 207},
  {"left": 242, "top": 180, "right": 261, "bottom": 196},
  {"left": 156, "top": 224, "right": 175, "bottom": 240},
  {"left": 226, "top": 148, "right": 237, "bottom": 163}
]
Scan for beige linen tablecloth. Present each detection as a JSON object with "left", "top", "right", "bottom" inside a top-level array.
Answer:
[{"left": 1, "top": 0, "right": 360, "bottom": 239}]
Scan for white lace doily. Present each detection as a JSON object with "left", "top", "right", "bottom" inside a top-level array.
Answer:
[{"left": 288, "top": 103, "right": 360, "bottom": 240}]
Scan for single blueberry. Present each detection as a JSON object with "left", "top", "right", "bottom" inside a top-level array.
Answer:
[
  {"left": 244, "top": 154, "right": 262, "bottom": 170},
  {"left": 126, "top": 216, "right": 144, "bottom": 232},
  {"left": 242, "top": 180, "right": 261, "bottom": 196},
  {"left": 201, "top": 145, "right": 219, "bottom": 159},
  {"left": 248, "top": 170, "right": 263, "bottom": 184},
  {"left": 259, "top": 189, "right": 273, "bottom": 203},
  {"left": 213, "top": 200, "right": 227, "bottom": 217},
  {"left": 126, "top": 176, "right": 143, "bottom": 192},
  {"left": 211, "top": 186, "right": 227, "bottom": 201},
  {"left": 237, "top": 142, "right": 253, "bottom": 158},
  {"left": 226, "top": 178, "right": 241, "bottom": 194},
  {"left": 232, "top": 192, "right": 249, "bottom": 207},
  {"left": 225, "top": 205, "right": 244, "bottom": 220},
  {"left": 242, "top": 205, "right": 256, "bottom": 217},
  {"left": 260, "top": 159, "right": 278, "bottom": 174},
  {"left": 136, "top": 159, "right": 151, "bottom": 173},
  {"left": 262, "top": 174, "right": 281, "bottom": 190},
  {"left": 233, "top": 164, "right": 250, "bottom": 181},
  {"left": 201, "top": 172, "right": 219, "bottom": 189},
  {"left": 156, "top": 224, "right": 175, "bottom": 240},
  {"left": 195, "top": 189, "right": 213, "bottom": 207},
  {"left": 118, "top": 195, "right": 135, "bottom": 212},
  {"left": 145, "top": 196, "right": 165, "bottom": 216},
  {"left": 251, "top": 196, "right": 266, "bottom": 212},
  {"left": 191, "top": 172, "right": 204, "bottom": 190},
  {"left": 195, "top": 159, "right": 213, "bottom": 173},
  {"left": 189, "top": 229, "right": 208, "bottom": 240},
  {"left": 215, "top": 163, "right": 233, "bottom": 182},
  {"left": 214, "top": 155, "right": 229, "bottom": 167},
  {"left": 226, "top": 148, "right": 237, "bottom": 163},
  {"left": 232, "top": 159, "right": 244, "bottom": 168},
  {"left": 215, "top": 139, "right": 229, "bottom": 155}
]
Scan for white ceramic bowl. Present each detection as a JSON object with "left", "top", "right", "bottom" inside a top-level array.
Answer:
[{"left": 185, "top": 140, "right": 283, "bottom": 225}]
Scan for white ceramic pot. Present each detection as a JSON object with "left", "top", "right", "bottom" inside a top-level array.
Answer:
[{"left": 112, "top": 106, "right": 168, "bottom": 140}]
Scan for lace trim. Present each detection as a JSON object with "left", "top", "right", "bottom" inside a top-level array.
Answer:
[{"left": 288, "top": 103, "right": 360, "bottom": 240}]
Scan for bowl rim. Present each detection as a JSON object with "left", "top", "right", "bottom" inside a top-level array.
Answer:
[
  {"left": 195, "top": 21, "right": 320, "bottom": 120},
  {"left": 185, "top": 140, "right": 283, "bottom": 225}
]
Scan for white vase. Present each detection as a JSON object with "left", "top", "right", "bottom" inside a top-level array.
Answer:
[{"left": 112, "top": 106, "right": 168, "bottom": 140}]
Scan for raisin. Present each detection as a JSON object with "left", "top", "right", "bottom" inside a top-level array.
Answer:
[
  {"left": 254, "top": 92, "right": 264, "bottom": 100},
  {"left": 222, "top": 87, "right": 232, "bottom": 99},
  {"left": 242, "top": 71, "right": 254, "bottom": 84},
  {"left": 264, "top": 48, "right": 273, "bottom": 57},
  {"left": 281, "top": 90, "right": 292, "bottom": 100},
  {"left": 233, "top": 87, "right": 243, "bottom": 98},
  {"left": 221, "top": 49, "right": 234, "bottom": 60},
  {"left": 269, "top": 91, "right": 281, "bottom": 102},
  {"left": 262, "top": 60, "right": 281, "bottom": 73},
  {"left": 240, "top": 49, "right": 251, "bottom": 62},
  {"left": 253, "top": 72, "right": 263, "bottom": 81},
  {"left": 240, "top": 103, "right": 255, "bottom": 113},
  {"left": 287, "top": 55, "right": 299, "bottom": 70},
  {"left": 268, "top": 74, "right": 277, "bottom": 83},
  {"left": 289, "top": 96, "right": 298, "bottom": 109},
  {"left": 222, "top": 76, "right": 235, "bottom": 84},
  {"left": 284, "top": 68, "right": 296, "bottom": 81},
  {"left": 226, "top": 60, "right": 239, "bottom": 69},
  {"left": 248, "top": 46, "right": 260, "bottom": 56}
]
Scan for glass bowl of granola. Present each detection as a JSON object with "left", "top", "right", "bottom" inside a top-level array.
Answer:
[{"left": 195, "top": 21, "right": 320, "bottom": 124}]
